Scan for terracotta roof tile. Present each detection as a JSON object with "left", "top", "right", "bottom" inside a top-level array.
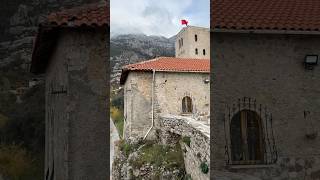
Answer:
[
  {"left": 120, "top": 57, "right": 210, "bottom": 84},
  {"left": 45, "top": 2, "right": 109, "bottom": 27},
  {"left": 123, "top": 57, "right": 210, "bottom": 72},
  {"left": 211, "top": 0, "right": 320, "bottom": 32}
]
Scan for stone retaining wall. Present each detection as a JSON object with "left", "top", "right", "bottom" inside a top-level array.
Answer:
[{"left": 158, "top": 115, "right": 210, "bottom": 180}]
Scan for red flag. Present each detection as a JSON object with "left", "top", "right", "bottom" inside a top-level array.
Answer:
[{"left": 181, "top": 19, "right": 188, "bottom": 26}]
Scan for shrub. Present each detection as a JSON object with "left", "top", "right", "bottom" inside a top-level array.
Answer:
[
  {"left": 118, "top": 140, "right": 135, "bottom": 157},
  {"left": 111, "top": 106, "right": 124, "bottom": 138},
  {"left": 184, "top": 174, "right": 192, "bottom": 180},
  {"left": 182, "top": 136, "right": 191, "bottom": 147},
  {"left": 200, "top": 162, "right": 209, "bottom": 174},
  {"left": 111, "top": 91, "right": 124, "bottom": 111}
]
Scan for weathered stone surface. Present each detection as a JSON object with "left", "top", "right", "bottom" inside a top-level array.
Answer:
[
  {"left": 123, "top": 71, "right": 210, "bottom": 139},
  {"left": 211, "top": 32, "right": 320, "bottom": 179},
  {"left": 45, "top": 28, "right": 108, "bottom": 180},
  {"left": 175, "top": 26, "right": 210, "bottom": 59},
  {"left": 159, "top": 115, "right": 210, "bottom": 180}
]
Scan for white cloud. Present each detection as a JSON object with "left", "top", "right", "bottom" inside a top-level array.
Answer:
[{"left": 110, "top": 0, "right": 209, "bottom": 38}]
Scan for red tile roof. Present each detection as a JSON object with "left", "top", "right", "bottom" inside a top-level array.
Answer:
[
  {"left": 120, "top": 57, "right": 210, "bottom": 84},
  {"left": 45, "top": 2, "right": 109, "bottom": 27},
  {"left": 31, "top": 2, "right": 109, "bottom": 74},
  {"left": 211, "top": 0, "right": 320, "bottom": 32}
]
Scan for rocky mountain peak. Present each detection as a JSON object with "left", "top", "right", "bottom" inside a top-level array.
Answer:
[{"left": 110, "top": 33, "right": 175, "bottom": 85}]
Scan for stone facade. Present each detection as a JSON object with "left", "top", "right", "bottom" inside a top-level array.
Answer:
[
  {"left": 211, "top": 32, "right": 320, "bottom": 179},
  {"left": 123, "top": 71, "right": 210, "bottom": 139},
  {"left": 45, "top": 28, "right": 108, "bottom": 180},
  {"left": 175, "top": 26, "right": 210, "bottom": 59}
]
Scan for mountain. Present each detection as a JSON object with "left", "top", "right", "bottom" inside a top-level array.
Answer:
[{"left": 110, "top": 34, "right": 176, "bottom": 85}]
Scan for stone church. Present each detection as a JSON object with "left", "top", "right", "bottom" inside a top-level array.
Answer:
[
  {"left": 120, "top": 26, "right": 210, "bottom": 140},
  {"left": 211, "top": 0, "right": 320, "bottom": 179}
]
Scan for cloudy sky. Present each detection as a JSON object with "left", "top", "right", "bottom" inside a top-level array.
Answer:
[{"left": 110, "top": 0, "right": 210, "bottom": 38}]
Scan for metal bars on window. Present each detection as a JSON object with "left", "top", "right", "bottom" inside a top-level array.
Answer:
[{"left": 223, "top": 97, "right": 278, "bottom": 165}]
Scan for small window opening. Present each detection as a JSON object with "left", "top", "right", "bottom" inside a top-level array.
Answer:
[
  {"left": 195, "top": 48, "right": 198, "bottom": 55},
  {"left": 203, "top": 49, "right": 206, "bottom": 55},
  {"left": 182, "top": 96, "right": 193, "bottom": 113},
  {"left": 195, "top": 34, "right": 198, "bottom": 42}
]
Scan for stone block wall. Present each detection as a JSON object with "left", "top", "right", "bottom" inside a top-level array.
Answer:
[
  {"left": 211, "top": 32, "right": 320, "bottom": 179},
  {"left": 175, "top": 26, "right": 210, "bottom": 59},
  {"left": 123, "top": 71, "right": 153, "bottom": 139},
  {"left": 123, "top": 71, "right": 210, "bottom": 140}
]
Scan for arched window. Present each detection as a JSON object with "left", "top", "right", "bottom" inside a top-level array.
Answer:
[
  {"left": 203, "top": 49, "right": 206, "bottom": 55},
  {"left": 195, "top": 34, "right": 198, "bottom": 42},
  {"left": 182, "top": 96, "right": 192, "bottom": 113},
  {"left": 181, "top": 38, "right": 184, "bottom": 46},
  {"left": 231, "top": 110, "right": 264, "bottom": 164},
  {"left": 195, "top": 48, "right": 198, "bottom": 55}
]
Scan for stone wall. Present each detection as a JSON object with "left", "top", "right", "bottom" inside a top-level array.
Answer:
[
  {"left": 123, "top": 71, "right": 210, "bottom": 139},
  {"left": 45, "top": 28, "right": 108, "bottom": 180},
  {"left": 175, "top": 26, "right": 210, "bottom": 59},
  {"left": 159, "top": 115, "right": 210, "bottom": 180},
  {"left": 123, "top": 71, "right": 153, "bottom": 139},
  {"left": 211, "top": 32, "right": 320, "bottom": 179}
]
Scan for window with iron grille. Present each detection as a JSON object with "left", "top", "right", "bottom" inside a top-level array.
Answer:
[
  {"left": 224, "top": 97, "right": 278, "bottom": 165},
  {"left": 231, "top": 110, "right": 264, "bottom": 164}
]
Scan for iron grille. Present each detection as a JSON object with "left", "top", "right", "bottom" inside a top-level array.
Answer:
[{"left": 223, "top": 97, "right": 278, "bottom": 165}]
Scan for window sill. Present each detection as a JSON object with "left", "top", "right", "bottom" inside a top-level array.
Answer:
[{"left": 227, "top": 164, "right": 276, "bottom": 169}]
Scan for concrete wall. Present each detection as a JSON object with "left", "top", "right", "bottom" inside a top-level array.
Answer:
[
  {"left": 123, "top": 71, "right": 210, "bottom": 139},
  {"left": 175, "top": 26, "right": 210, "bottom": 59},
  {"left": 45, "top": 28, "right": 108, "bottom": 180},
  {"left": 211, "top": 32, "right": 320, "bottom": 179}
]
